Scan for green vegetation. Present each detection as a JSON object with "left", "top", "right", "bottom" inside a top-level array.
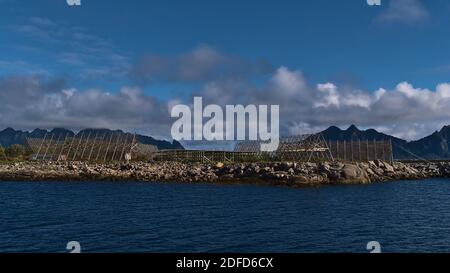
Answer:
[
  {"left": 0, "top": 144, "right": 33, "bottom": 163},
  {"left": 6, "top": 144, "right": 26, "bottom": 158},
  {"left": 0, "top": 146, "right": 6, "bottom": 159}
]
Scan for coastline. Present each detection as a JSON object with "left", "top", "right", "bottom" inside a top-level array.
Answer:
[{"left": 1, "top": 160, "right": 449, "bottom": 187}]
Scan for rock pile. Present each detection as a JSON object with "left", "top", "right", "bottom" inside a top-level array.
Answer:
[{"left": 0, "top": 160, "right": 449, "bottom": 186}]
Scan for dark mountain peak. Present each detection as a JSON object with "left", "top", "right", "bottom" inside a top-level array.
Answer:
[
  {"left": 75, "top": 128, "right": 183, "bottom": 150},
  {"left": 50, "top": 128, "right": 73, "bottom": 134},
  {"left": 31, "top": 128, "right": 47, "bottom": 134},
  {"left": 0, "top": 127, "right": 184, "bottom": 150},
  {"left": 322, "top": 126, "right": 342, "bottom": 134},
  {"left": 365, "top": 128, "right": 379, "bottom": 134},
  {"left": 321, "top": 124, "right": 406, "bottom": 146},
  {"left": 320, "top": 124, "right": 450, "bottom": 160},
  {"left": 365, "top": 128, "right": 385, "bottom": 139},
  {"left": 327, "top": 125, "right": 340, "bottom": 130},
  {"left": 439, "top": 125, "right": 450, "bottom": 136},
  {"left": 51, "top": 128, "right": 69, "bottom": 132},
  {"left": 48, "top": 128, "right": 75, "bottom": 139},
  {"left": 1, "top": 127, "right": 18, "bottom": 134},
  {"left": 29, "top": 128, "right": 48, "bottom": 138},
  {"left": 77, "top": 128, "right": 124, "bottom": 137},
  {"left": 323, "top": 125, "right": 361, "bottom": 135},
  {"left": 414, "top": 130, "right": 444, "bottom": 143},
  {"left": 346, "top": 124, "right": 360, "bottom": 132},
  {"left": 0, "top": 128, "right": 28, "bottom": 147}
]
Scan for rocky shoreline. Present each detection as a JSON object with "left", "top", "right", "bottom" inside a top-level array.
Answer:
[{"left": 1, "top": 160, "right": 450, "bottom": 186}]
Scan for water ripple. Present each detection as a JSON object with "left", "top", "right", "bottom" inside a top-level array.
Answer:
[{"left": 1, "top": 179, "right": 450, "bottom": 252}]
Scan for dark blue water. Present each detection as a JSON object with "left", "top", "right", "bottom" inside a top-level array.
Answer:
[{"left": 1, "top": 179, "right": 450, "bottom": 253}]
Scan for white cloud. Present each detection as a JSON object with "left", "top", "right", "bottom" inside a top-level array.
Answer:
[
  {"left": 0, "top": 75, "right": 172, "bottom": 137},
  {"left": 2, "top": 66, "right": 450, "bottom": 142},
  {"left": 315, "top": 83, "right": 340, "bottom": 108},
  {"left": 271, "top": 67, "right": 306, "bottom": 96},
  {"left": 196, "top": 67, "right": 450, "bottom": 141},
  {"left": 375, "top": 0, "right": 430, "bottom": 25},
  {"left": 437, "top": 83, "right": 450, "bottom": 99}
]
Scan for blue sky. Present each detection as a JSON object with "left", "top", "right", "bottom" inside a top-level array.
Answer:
[
  {"left": 1, "top": 0, "right": 450, "bottom": 140},
  {"left": 2, "top": 0, "right": 450, "bottom": 89}
]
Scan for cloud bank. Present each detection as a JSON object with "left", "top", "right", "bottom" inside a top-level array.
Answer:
[
  {"left": 196, "top": 66, "right": 450, "bottom": 140},
  {"left": 2, "top": 63, "right": 450, "bottom": 141},
  {"left": 0, "top": 75, "right": 171, "bottom": 139},
  {"left": 130, "top": 45, "right": 273, "bottom": 84}
]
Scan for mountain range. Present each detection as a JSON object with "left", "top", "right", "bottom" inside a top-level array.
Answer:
[
  {"left": 2, "top": 125, "right": 450, "bottom": 160},
  {"left": 0, "top": 128, "right": 184, "bottom": 151},
  {"left": 320, "top": 125, "right": 450, "bottom": 160}
]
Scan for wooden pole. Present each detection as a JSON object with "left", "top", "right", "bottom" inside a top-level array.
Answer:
[
  {"left": 103, "top": 133, "right": 114, "bottom": 162},
  {"left": 128, "top": 133, "right": 136, "bottom": 161},
  {"left": 72, "top": 132, "right": 85, "bottom": 161},
  {"left": 119, "top": 134, "right": 129, "bottom": 162},
  {"left": 88, "top": 132, "right": 99, "bottom": 162},
  {"left": 43, "top": 134, "right": 54, "bottom": 161},
  {"left": 52, "top": 134, "right": 62, "bottom": 161},
  {"left": 35, "top": 133, "right": 48, "bottom": 160},
  {"left": 80, "top": 132, "right": 92, "bottom": 160},
  {"left": 336, "top": 140, "right": 343, "bottom": 160},
  {"left": 343, "top": 140, "right": 347, "bottom": 162},
  {"left": 96, "top": 133, "right": 107, "bottom": 162},
  {"left": 390, "top": 139, "right": 394, "bottom": 164},
  {"left": 358, "top": 139, "right": 362, "bottom": 162},
  {"left": 374, "top": 139, "right": 377, "bottom": 161},
  {"left": 351, "top": 140, "right": 354, "bottom": 162},
  {"left": 367, "top": 139, "right": 370, "bottom": 161},
  {"left": 57, "top": 133, "right": 69, "bottom": 161},
  {"left": 111, "top": 133, "right": 122, "bottom": 161},
  {"left": 66, "top": 135, "right": 77, "bottom": 161}
]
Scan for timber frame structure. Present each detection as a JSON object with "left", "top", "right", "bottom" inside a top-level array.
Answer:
[
  {"left": 275, "top": 134, "right": 334, "bottom": 162},
  {"left": 26, "top": 132, "right": 138, "bottom": 162},
  {"left": 155, "top": 133, "right": 335, "bottom": 163}
]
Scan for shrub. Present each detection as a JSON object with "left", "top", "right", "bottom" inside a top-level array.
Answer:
[
  {"left": 0, "top": 146, "right": 5, "bottom": 159},
  {"left": 6, "top": 144, "right": 26, "bottom": 158}
]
